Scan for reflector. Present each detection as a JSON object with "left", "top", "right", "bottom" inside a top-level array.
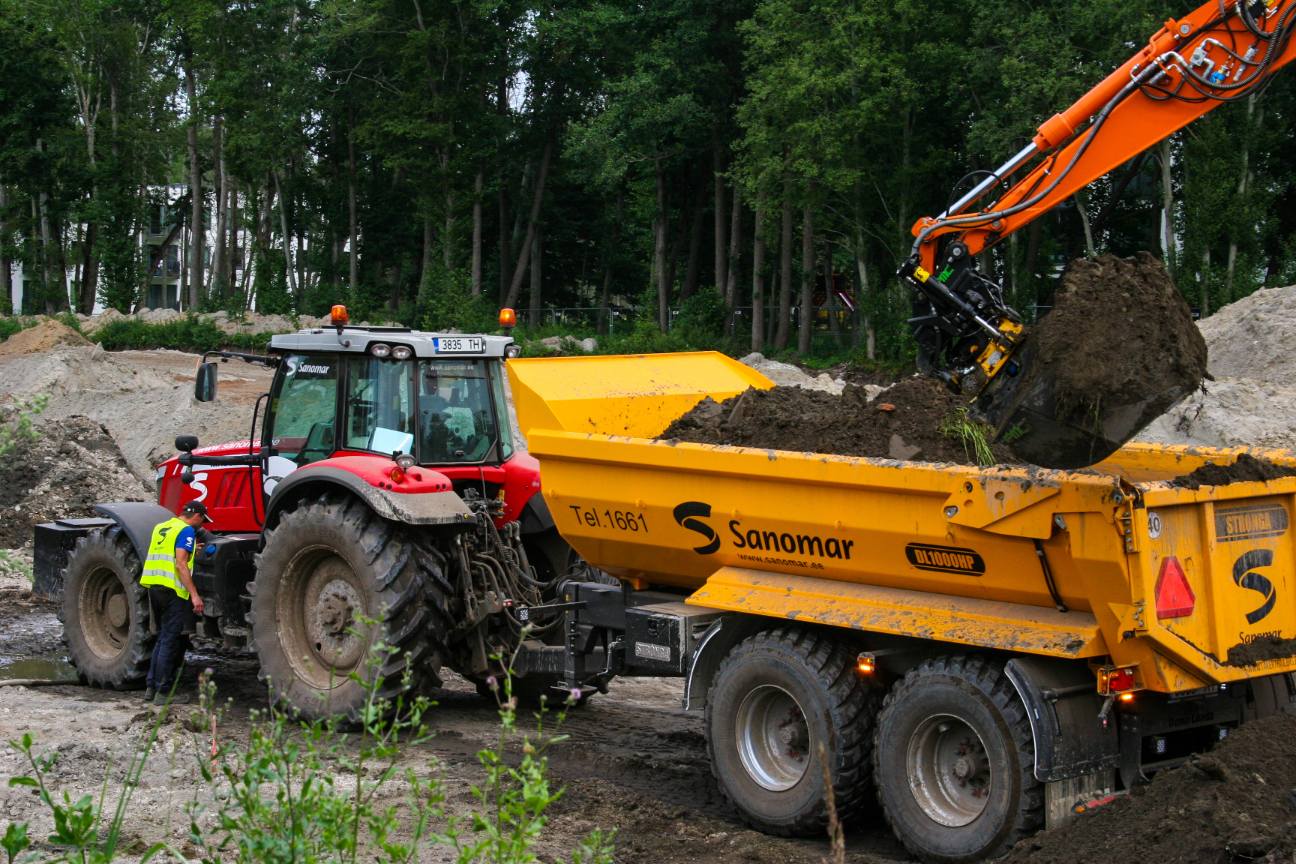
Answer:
[{"left": 1155, "top": 556, "right": 1195, "bottom": 619}]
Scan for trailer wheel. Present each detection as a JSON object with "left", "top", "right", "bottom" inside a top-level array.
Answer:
[
  {"left": 873, "top": 656, "right": 1043, "bottom": 864},
  {"left": 706, "top": 628, "right": 879, "bottom": 836},
  {"left": 60, "top": 528, "right": 153, "bottom": 689},
  {"left": 251, "top": 495, "right": 451, "bottom": 723}
]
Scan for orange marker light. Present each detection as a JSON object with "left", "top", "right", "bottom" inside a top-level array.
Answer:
[
  {"left": 856, "top": 653, "right": 876, "bottom": 675},
  {"left": 331, "top": 304, "right": 350, "bottom": 327},
  {"left": 498, "top": 307, "right": 517, "bottom": 329},
  {"left": 1118, "top": 692, "right": 1135, "bottom": 704}
]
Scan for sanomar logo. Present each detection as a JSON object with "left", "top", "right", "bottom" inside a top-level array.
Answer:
[
  {"left": 672, "top": 500, "right": 855, "bottom": 561},
  {"left": 673, "top": 502, "right": 720, "bottom": 554}
]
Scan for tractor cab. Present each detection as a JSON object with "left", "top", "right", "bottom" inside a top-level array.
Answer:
[{"left": 169, "top": 306, "right": 536, "bottom": 532}]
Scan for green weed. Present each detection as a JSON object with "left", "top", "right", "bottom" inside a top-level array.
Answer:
[{"left": 940, "top": 407, "right": 997, "bottom": 466}]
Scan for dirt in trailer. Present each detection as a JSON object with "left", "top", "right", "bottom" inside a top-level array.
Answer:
[
  {"left": 1171, "top": 452, "right": 1296, "bottom": 490},
  {"left": 660, "top": 376, "right": 1018, "bottom": 466},
  {"left": 1003, "top": 711, "right": 1296, "bottom": 864}
]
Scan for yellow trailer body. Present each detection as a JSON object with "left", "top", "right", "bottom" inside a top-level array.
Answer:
[{"left": 508, "top": 352, "right": 1296, "bottom": 695}]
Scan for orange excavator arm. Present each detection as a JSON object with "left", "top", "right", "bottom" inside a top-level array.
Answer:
[
  {"left": 899, "top": 0, "right": 1296, "bottom": 466},
  {"left": 910, "top": 0, "right": 1296, "bottom": 275}
]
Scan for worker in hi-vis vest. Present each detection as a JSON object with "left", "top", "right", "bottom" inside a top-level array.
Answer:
[{"left": 140, "top": 500, "right": 210, "bottom": 704}]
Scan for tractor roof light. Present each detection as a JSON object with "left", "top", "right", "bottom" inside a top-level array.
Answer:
[
  {"left": 499, "top": 307, "right": 517, "bottom": 330},
  {"left": 331, "top": 304, "right": 350, "bottom": 329},
  {"left": 370, "top": 343, "right": 391, "bottom": 358},
  {"left": 504, "top": 343, "right": 521, "bottom": 358},
  {"left": 1155, "top": 556, "right": 1195, "bottom": 620},
  {"left": 391, "top": 345, "right": 413, "bottom": 360}
]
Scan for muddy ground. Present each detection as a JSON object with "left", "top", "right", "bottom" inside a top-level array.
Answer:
[{"left": 0, "top": 571, "right": 909, "bottom": 864}]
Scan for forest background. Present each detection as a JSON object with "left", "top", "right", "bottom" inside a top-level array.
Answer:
[{"left": 1, "top": 0, "right": 1291, "bottom": 363}]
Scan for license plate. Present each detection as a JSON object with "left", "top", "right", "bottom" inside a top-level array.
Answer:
[{"left": 434, "top": 336, "right": 485, "bottom": 354}]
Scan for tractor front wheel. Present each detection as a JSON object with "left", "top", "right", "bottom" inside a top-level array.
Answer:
[
  {"left": 61, "top": 528, "right": 153, "bottom": 689},
  {"left": 250, "top": 495, "right": 451, "bottom": 722}
]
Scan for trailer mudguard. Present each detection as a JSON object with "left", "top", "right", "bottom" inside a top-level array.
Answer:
[
  {"left": 1005, "top": 655, "right": 1118, "bottom": 782},
  {"left": 265, "top": 465, "right": 473, "bottom": 528}
]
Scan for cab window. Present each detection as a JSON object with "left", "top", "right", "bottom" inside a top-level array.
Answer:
[
  {"left": 270, "top": 354, "right": 339, "bottom": 465},
  {"left": 418, "top": 359, "right": 507, "bottom": 463},
  {"left": 344, "top": 357, "right": 415, "bottom": 454}
]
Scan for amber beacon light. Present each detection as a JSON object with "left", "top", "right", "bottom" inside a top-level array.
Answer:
[{"left": 498, "top": 307, "right": 517, "bottom": 330}]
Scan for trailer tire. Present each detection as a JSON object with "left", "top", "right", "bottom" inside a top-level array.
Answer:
[
  {"left": 873, "top": 655, "right": 1043, "bottom": 864},
  {"left": 705, "top": 627, "right": 879, "bottom": 836},
  {"left": 250, "top": 495, "right": 450, "bottom": 723},
  {"left": 60, "top": 528, "right": 153, "bottom": 690}
]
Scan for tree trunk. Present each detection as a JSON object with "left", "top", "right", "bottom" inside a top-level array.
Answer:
[
  {"left": 211, "top": 118, "right": 227, "bottom": 302},
  {"left": 470, "top": 170, "right": 483, "bottom": 296},
  {"left": 36, "top": 145, "right": 63, "bottom": 313},
  {"left": 751, "top": 190, "right": 767, "bottom": 353},
  {"left": 498, "top": 176, "right": 510, "bottom": 302},
  {"left": 854, "top": 227, "right": 875, "bottom": 359},
  {"left": 654, "top": 161, "right": 669, "bottom": 329},
  {"left": 78, "top": 215, "right": 97, "bottom": 314},
  {"left": 1075, "top": 192, "right": 1096, "bottom": 258},
  {"left": 725, "top": 185, "right": 741, "bottom": 334},
  {"left": 825, "top": 243, "right": 841, "bottom": 346},
  {"left": 228, "top": 177, "right": 240, "bottom": 297},
  {"left": 774, "top": 180, "right": 793, "bottom": 348},
  {"left": 682, "top": 192, "right": 705, "bottom": 300},
  {"left": 419, "top": 211, "right": 435, "bottom": 307},
  {"left": 1225, "top": 95, "right": 1257, "bottom": 300},
  {"left": 443, "top": 174, "right": 454, "bottom": 270},
  {"left": 348, "top": 106, "right": 359, "bottom": 294},
  {"left": 505, "top": 139, "right": 553, "bottom": 309},
  {"left": 1160, "top": 140, "right": 1175, "bottom": 277},
  {"left": 184, "top": 51, "right": 203, "bottom": 309},
  {"left": 798, "top": 201, "right": 814, "bottom": 354},
  {"left": 273, "top": 171, "right": 298, "bottom": 299},
  {"left": 0, "top": 185, "right": 10, "bottom": 314},
  {"left": 713, "top": 142, "right": 727, "bottom": 294},
  {"left": 529, "top": 227, "right": 542, "bottom": 325},
  {"left": 1200, "top": 246, "right": 1211, "bottom": 316}
]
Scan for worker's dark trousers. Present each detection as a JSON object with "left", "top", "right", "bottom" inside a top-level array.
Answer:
[{"left": 146, "top": 587, "right": 193, "bottom": 693}]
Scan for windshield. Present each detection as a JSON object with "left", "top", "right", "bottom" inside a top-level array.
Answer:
[
  {"left": 417, "top": 359, "right": 512, "bottom": 464},
  {"left": 344, "top": 356, "right": 415, "bottom": 455}
]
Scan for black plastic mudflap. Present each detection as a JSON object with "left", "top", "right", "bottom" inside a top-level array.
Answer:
[{"left": 32, "top": 518, "right": 114, "bottom": 602}]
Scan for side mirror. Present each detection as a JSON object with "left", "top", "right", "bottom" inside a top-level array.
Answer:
[
  {"left": 175, "top": 435, "right": 199, "bottom": 453},
  {"left": 195, "top": 362, "right": 218, "bottom": 402}
]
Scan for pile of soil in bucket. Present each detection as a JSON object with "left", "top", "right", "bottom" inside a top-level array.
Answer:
[
  {"left": 1004, "top": 711, "right": 1296, "bottom": 864},
  {"left": 659, "top": 376, "right": 1017, "bottom": 465},
  {"left": 1171, "top": 452, "right": 1296, "bottom": 490},
  {"left": 997, "top": 252, "right": 1208, "bottom": 466}
]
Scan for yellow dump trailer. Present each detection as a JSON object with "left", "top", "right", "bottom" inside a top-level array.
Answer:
[{"left": 507, "top": 352, "right": 1296, "bottom": 864}]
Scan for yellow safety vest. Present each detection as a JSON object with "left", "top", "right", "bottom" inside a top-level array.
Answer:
[{"left": 140, "top": 517, "right": 191, "bottom": 600}]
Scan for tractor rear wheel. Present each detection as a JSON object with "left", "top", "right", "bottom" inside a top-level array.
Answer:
[
  {"left": 250, "top": 495, "right": 451, "bottom": 723},
  {"left": 873, "top": 655, "right": 1043, "bottom": 864},
  {"left": 61, "top": 528, "right": 153, "bottom": 689}
]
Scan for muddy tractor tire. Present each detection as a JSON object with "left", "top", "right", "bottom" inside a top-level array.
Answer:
[
  {"left": 60, "top": 528, "right": 153, "bottom": 689},
  {"left": 873, "top": 655, "right": 1043, "bottom": 864},
  {"left": 250, "top": 495, "right": 452, "bottom": 723},
  {"left": 705, "top": 627, "right": 880, "bottom": 836}
]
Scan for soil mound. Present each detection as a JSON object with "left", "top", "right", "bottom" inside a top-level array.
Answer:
[
  {"left": 660, "top": 376, "right": 1016, "bottom": 465},
  {"left": 0, "top": 319, "right": 90, "bottom": 356},
  {"left": 1170, "top": 452, "right": 1296, "bottom": 490},
  {"left": 0, "top": 412, "right": 149, "bottom": 548},
  {"left": 1004, "top": 712, "right": 1296, "bottom": 864},
  {"left": 1002, "top": 253, "right": 1207, "bottom": 465}
]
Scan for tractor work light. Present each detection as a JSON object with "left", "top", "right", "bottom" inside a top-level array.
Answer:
[
  {"left": 1154, "top": 556, "right": 1195, "bottom": 619},
  {"left": 370, "top": 343, "right": 391, "bottom": 358},
  {"left": 505, "top": 344, "right": 521, "bottom": 358},
  {"left": 331, "top": 304, "right": 350, "bottom": 327},
  {"left": 391, "top": 345, "right": 413, "bottom": 360},
  {"left": 499, "top": 307, "right": 517, "bottom": 329}
]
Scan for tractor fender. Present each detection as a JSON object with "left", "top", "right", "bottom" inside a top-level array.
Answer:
[
  {"left": 518, "top": 492, "right": 556, "bottom": 534},
  {"left": 91, "top": 502, "right": 178, "bottom": 563},
  {"left": 1004, "top": 655, "right": 1119, "bottom": 782},
  {"left": 265, "top": 466, "right": 473, "bottom": 530}
]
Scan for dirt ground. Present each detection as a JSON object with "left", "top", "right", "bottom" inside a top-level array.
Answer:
[{"left": 0, "top": 570, "right": 909, "bottom": 864}]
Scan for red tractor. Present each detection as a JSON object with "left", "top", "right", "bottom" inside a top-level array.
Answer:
[{"left": 33, "top": 308, "right": 585, "bottom": 719}]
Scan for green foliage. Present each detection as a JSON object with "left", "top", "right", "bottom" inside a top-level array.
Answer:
[
  {"left": 0, "top": 318, "right": 28, "bottom": 342},
  {"left": 940, "top": 408, "right": 996, "bottom": 467},
  {"left": 672, "top": 288, "right": 728, "bottom": 347},
  {"left": 0, "top": 395, "right": 48, "bottom": 459},
  {"left": 91, "top": 317, "right": 272, "bottom": 354}
]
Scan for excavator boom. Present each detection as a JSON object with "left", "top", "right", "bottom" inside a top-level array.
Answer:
[{"left": 902, "top": 0, "right": 1296, "bottom": 468}]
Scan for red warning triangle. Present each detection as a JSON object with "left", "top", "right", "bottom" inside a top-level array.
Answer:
[{"left": 1155, "top": 556, "right": 1195, "bottom": 619}]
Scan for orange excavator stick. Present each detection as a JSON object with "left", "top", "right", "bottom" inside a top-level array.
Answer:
[{"left": 911, "top": 0, "right": 1296, "bottom": 274}]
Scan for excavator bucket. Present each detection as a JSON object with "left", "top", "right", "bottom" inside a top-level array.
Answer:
[
  {"left": 971, "top": 337, "right": 1197, "bottom": 469},
  {"left": 506, "top": 351, "right": 772, "bottom": 440}
]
